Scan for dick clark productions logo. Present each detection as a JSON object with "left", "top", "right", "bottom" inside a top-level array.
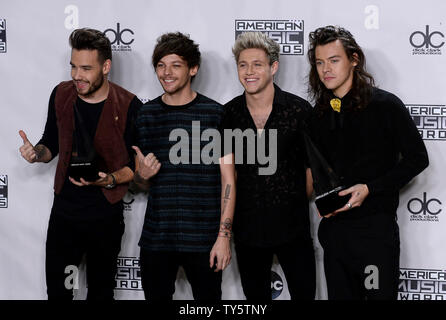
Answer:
[
  {"left": 408, "top": 192, "right": 442, "bottom": 222},
  {"left": 410, "top": 25, "right": 444, "bottom": 55},
  {"left": 104, "top": 23, "right": 134, "bottom": 52}
]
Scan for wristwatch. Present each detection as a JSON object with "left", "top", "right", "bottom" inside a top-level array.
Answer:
[{"left": 104, "top": 173, "right": 116, "bottom": 189}]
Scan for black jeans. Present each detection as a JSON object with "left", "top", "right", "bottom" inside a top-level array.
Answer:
[
  {"left": 139, "top": 248, "right": 222, "bottom": 301},
  {"left": 45, "top": 206, "right": 124, "bottom": 300},
  {"left": 318, "top": 214, "right": 400, "bottom": 300},
  {"left": 235, "top": 235, "right": 316, "bottom": 300}
]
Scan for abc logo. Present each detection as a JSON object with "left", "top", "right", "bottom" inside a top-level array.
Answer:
[
  {"left": 0, "top": 175, "right": 8, "bottom": 208},
  {"left": 407, "top": 192, "right": 442, "bottom": 215},
  {"left": 123, "top": 189, "right": 135, "bottom": 206},
  {"left": 271, "top": 271, "right": 283, "bottom": 299},
  {"left": 410, "top": 25, "right": 444, "bottom": 49},
  {"left": 104, "top": 23, "right": 134, "bottom": 45}
]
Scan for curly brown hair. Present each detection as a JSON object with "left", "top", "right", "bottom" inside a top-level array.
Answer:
[
  {"left": 152, "top": 32, "right": 200, "bottom": 69},
  {"left": 307, "top": 26, "right": 375, "bottom": 112}
]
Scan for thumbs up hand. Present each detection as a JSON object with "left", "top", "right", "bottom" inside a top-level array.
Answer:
[
  {"left": 19, "top": 130, "right": 38, "bottom": 163},
  {"left": 132, "top": 146, "right": 161, "bottom": 180}
]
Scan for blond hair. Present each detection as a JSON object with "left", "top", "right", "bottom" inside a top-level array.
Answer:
[{"left": 232, "top": 32, "right": 280, "bottom": 65}]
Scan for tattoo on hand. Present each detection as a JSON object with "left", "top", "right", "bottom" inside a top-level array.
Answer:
[
  {"left": 34, "top": 145, "right": 46, "bottom": 161},
  {"left": 221, "top": 184, "right": 231, "bottom": 215},
  {"left": 219, "top": 218, "right": 233, "bottom": 239},
  {"left": 220, "top": 218, "right": 232, "bottom": 231},
  {"left": 224, "top": 185, "right": 231, "bottom": 199},
  {"left": 219, "top": 184, "right": 233, "bottom": 238}
]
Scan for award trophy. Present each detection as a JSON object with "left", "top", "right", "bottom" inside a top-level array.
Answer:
[
  {"left": 68, "top": 103, "right": 99, "bottom": 181},
  {"left": 303, "top": 131, "right": 350, "bottom": 216}
]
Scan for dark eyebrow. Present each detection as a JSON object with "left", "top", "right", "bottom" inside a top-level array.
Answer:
[
  {"left": 70, "top": 61, "right": 92, "bottom": 68},
  {"left": 158, "top": 60, "right": 186, "bottom": 65},
  {"left": 316, "top": 55, "right": 341, "bottom": 61}
]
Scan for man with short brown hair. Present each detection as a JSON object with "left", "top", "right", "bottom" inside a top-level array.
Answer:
[{"left": 19, "top": 28, "right": 141, "bottom": 300}]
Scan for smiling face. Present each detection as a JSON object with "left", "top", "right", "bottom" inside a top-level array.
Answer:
[
  {"left": 155, "top": 53, "right": 198, "bottom": 96},
  {"left": 70, "top": 49, "right": 110, "bottom": 99},
  {"left": 237, "top": 48, "right": 278, "bottom": 96},
  {"left": 315, "top": 40, "right": 358, "bottom": 98}
]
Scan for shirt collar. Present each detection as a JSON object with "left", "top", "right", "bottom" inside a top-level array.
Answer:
[
  {"left": 273, "top": 83, "right": 287, "bottom": 108},
  {"left": 329, "top": 89, "right": 353, "bottom": 113}
]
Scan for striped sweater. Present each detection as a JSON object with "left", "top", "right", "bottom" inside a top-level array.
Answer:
[{"left": 136, "top": 93, "right": 223, "bottom": 252}]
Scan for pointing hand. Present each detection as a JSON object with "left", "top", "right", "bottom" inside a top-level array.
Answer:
[{"left": 19, "top": 130, "right": 38, "bottom": 163}]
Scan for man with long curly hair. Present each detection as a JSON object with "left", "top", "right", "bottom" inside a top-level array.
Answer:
[{"left": 307, "top": 26, "right": 429, "bottom": 300}]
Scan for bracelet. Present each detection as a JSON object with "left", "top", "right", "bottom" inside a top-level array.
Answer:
[
  {"left": 218, "top": 230, "right": 232, "bottom": 239},
  {"left": 104, "top": 173, "right": 116, "bottom": 189}
]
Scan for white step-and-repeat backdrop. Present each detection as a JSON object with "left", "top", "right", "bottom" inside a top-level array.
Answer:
[{"left": 1, "top": 0, "right": 445, "bottom": 300}]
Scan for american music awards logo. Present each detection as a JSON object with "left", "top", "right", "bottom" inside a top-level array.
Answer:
[
  {"left": 115, "top": 256, "right": 142, "bottom": 291},
  {"left": 399, "top": 268, "right": 446, "bottom": 300},
  {"left": 235, "top": 19, "right": 304, "bottom": 55},
  {"left": 0, "top": 19, "right": 6, "bottom": 53},
  {"left": 407, "top": 104, "right": 446, "bottom": 141}
]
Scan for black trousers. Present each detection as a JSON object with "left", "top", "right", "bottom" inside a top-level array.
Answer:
[
  {"left": 235, "top": 235, "right": 316, "bottom": 300},
  {"left": 139, "top": 248, "right": 222, "bottom": 301},
  {"left": 45, "top": 207, "right": 124, "bottom": 300},
  {"left": 318, "top": 214, "right": 400, "bottom": 300}
]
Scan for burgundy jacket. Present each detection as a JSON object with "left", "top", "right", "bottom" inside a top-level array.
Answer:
[{"left": 54, "top": 80, "right": 135, "bottom": 204}]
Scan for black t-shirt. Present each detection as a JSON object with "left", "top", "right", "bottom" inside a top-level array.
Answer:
[
  {"left": 38, "top": 85, "right": 142, "bottom": 220},
  {"left": 308, "top": 87, "right": 429, "bottom": 220},
  {"left": 222, "top": 84, "right": 312, "bottom": 247}
]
